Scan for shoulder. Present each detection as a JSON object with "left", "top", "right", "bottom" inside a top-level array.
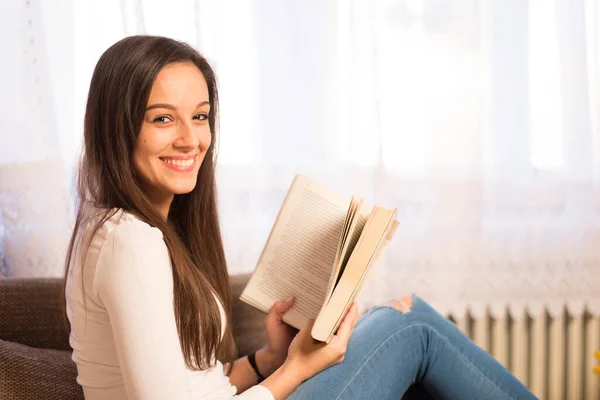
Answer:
[
  {"left": 104, "top": 208, "right": 162, "bottom": 237},
  {"left": 92, "top": 209, "right": 171, "bottom": 296},
  {"left": 91, "top": 208, "right": 165, "bottom": 253},
  {"left": 100, "top": 208, "right": 168, "bottom": 257}
]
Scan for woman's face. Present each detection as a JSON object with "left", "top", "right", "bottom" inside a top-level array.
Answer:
[{"left": 133, "top": 62, "right": 212, "bottom": 208}]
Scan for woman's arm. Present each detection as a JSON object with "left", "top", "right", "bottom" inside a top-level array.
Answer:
[{"left": 95, "top": 222, "right": 194, "bottom": 399}]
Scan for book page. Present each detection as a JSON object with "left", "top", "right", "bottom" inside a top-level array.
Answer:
[
  {"left": 336, "top": 201, "right": 371, "bottom": 285},
  {"left": 312, "top": 198, "right": 369, "bottom": 325},
  {"left": 240, "top": 175, "right": 350, "bottom": 330},
  {"left": 329, "top": 197, "right": 362, "bottom": 292},
  {"left": 352, "top": 219, "right": 399, "bottom": 300},
  {"left": 311, "top": 206, "right": 398, "bottom": 341}
]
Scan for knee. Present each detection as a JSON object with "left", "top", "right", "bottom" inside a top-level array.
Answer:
[{"left": 385, "top": 295, "right": 413, "bottom": 313}]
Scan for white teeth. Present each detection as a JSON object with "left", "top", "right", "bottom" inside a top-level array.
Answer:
[{"left": 162, "top": 158, "right": 194, "bottom": 168}]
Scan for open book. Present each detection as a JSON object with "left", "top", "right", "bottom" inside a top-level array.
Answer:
[{"left": 240, "top": 174, "right": 399, "bottom": 343}]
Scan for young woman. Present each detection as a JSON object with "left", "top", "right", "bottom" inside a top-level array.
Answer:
[{"left": 64, "top": 35, "right": 537, "bottom": 400}]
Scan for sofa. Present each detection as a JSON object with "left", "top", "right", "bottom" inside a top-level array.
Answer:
[
  {"left": 0, "top": 274, "right": 267, "bottom": 400},
  {"left": 0, "top": 274, "right": 432, "bottom": 400}
]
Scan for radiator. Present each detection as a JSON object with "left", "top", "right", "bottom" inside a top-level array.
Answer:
[{"left": 449, "top": 309, "right": 600, "bottom": 400}]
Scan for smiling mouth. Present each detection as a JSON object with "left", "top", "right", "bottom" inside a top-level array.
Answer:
[{"left": 159, "top": 155, "right": 197, "bottom": 171}]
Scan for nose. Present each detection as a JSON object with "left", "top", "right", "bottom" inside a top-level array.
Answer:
[{"left": 174, "top": 121, "right": 200, "bottom": 150}]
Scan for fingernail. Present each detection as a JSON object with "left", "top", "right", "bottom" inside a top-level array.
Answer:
[{"left": 286, "top": 297, "right": 294, "bottom": 302}]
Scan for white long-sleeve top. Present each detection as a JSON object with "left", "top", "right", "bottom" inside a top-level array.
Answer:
[{"left": 66, "top": 210, "right": 273, "bottom": 400}]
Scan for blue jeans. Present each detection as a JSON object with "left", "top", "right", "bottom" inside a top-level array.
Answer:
[{"left": 287, "top": 296, "right": 537, "bottom": 400}]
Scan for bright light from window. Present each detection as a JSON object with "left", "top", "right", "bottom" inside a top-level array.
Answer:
[{"left": 529, "top": 0, "right": 564, "bottom": 170}]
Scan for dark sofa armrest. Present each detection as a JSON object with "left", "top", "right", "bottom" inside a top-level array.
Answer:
[
  {"left": 229, "top": 273, "right": 267, "bottom": 356},
  {"left": 0, "top": 278, "right": 71, "bottom": 350}
]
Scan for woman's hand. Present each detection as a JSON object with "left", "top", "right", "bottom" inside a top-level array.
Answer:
[
  {"left": 258, "top": 302, "right": 359, "bottom": 399},
  {"left": 259, "top": 298, "right": 297, "bottom": 372},
  {"left": 284, "top": 302, "right": 360, "bottom": 382}
]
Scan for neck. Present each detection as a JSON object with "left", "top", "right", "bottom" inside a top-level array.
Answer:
[
  {"left": 157, "top": 201, "right": 171, "bottom": 220},
  {"left": 147, "top": 190, "right": 173, "bottom": 220},
  {"left": 135, "top": 178, "right": 173, "bottom": 220}
]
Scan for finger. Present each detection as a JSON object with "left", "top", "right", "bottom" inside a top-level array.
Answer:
[
  {"left": 268, "top": 297, "right": 294, "bottom": 315},
  {"left": 332, "top": 302, "right": 358, "bottom": 344},
  {"left": 274, "top": 297, "right": 295, "bottom": 314},
  {"left": 266, "top": 298, "right": 294, "bottom": 321},
  {"left": 347, "top": 302, "right": 359, "bottom": 325},
  {"left": 351, "top": 302, "right": 360, "bottom": 325}
]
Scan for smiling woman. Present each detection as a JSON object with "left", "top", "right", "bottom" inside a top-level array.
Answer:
[{"left": 62, "top": 35, "right": 248, "bottom": 399}]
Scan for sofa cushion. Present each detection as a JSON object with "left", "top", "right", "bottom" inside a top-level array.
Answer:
[
  {"left": 0, "top": 278, "right": 71, "bottom": 350},
  {"left": 0, "top": 339, "right": 83, "bottom": 400}
]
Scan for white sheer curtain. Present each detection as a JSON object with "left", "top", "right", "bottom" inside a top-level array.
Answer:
[
  {"left": 1, "top": 0, "right": 599, "bottom": 317},
  {"left": 0, "top": 0, "right": 74, "bottom": 277}
]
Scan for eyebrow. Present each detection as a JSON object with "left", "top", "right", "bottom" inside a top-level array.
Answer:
[{"left": 145, "top": 101, "right": 210, "bottom": 112}]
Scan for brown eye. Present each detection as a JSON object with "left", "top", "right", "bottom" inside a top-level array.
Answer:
[
  {"left": 153, "top": 116, "right": 173, "bottom": 124},
  {"left": 194, "top": 113, "right": 208, "bottom": 121}
]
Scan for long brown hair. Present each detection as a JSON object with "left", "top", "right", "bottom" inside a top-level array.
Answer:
[{"left": 62, "top": 35, "right": 235, "bottom": 369}]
